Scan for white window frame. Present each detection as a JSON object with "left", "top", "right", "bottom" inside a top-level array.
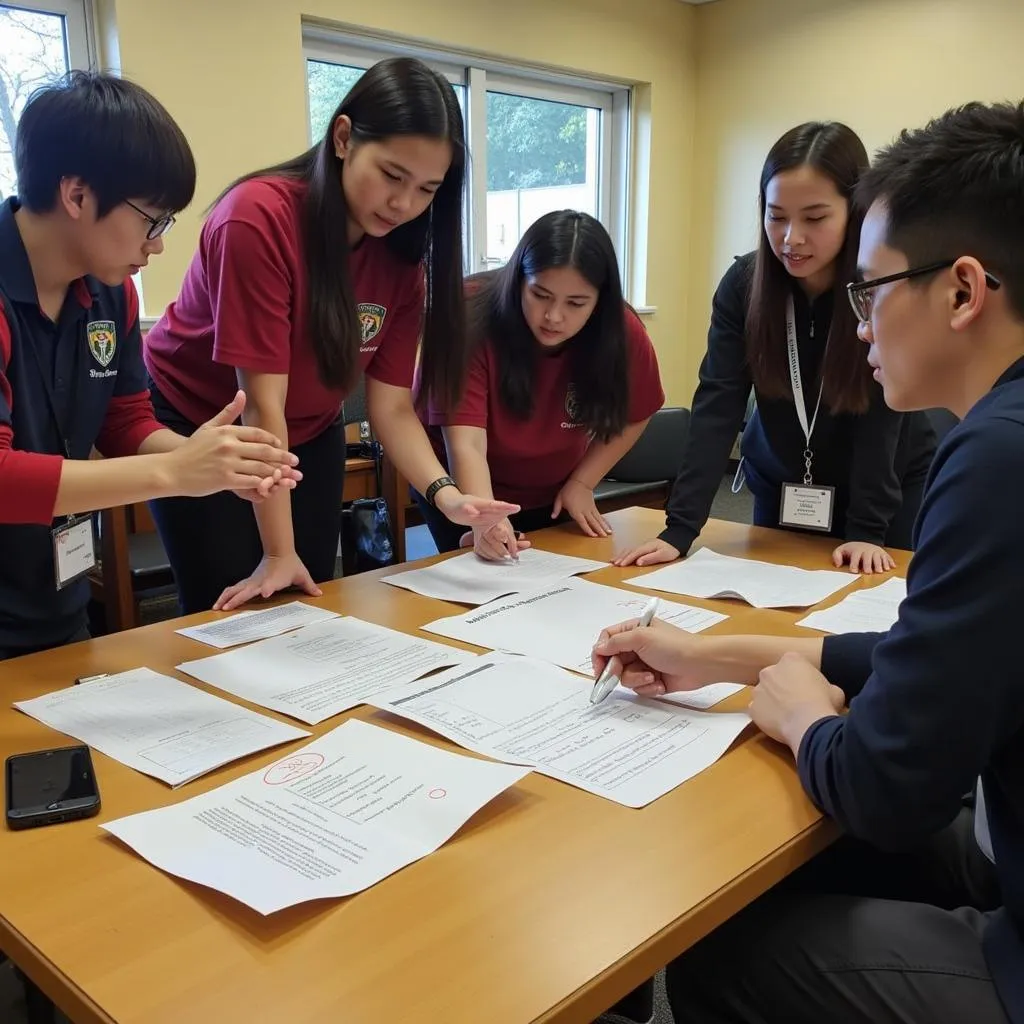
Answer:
[
  {"left": 3, "top": 0, "right": 95, "bottom": 71},
  {"left": 301, "top": 25, "right": 632, "bottom": 290}
]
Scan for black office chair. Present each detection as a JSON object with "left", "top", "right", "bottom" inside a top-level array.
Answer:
[{"left": 593, "top": 406, "right": 690, "bottom": 509}]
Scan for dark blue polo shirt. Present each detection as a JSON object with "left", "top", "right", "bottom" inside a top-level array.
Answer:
[
  {"left": 0, "top": 197, "right": 161, "bottom": 654},
  {"left": 800, "top": 355, "right": 1024, "bottom": 1022}
]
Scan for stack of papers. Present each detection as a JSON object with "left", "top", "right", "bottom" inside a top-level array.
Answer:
[
  {"left": 102, "top": 720, "right": 530, "bottom": 914},
  {"left": 13, "top": 668, "right": 309, "bottom": 786},
  {"left": 177, "top": 617, "right": 471, "bottom": 724},
  {"left": 370, "top": 655, "right": 750, "bottom": 808},
  {"left": 382, "top": 547, "right": 608, "bottom": 605},
  {"left": 630, "top": 548, "right": 856, "bottom": 609},
  {"left": 423, "top": 577, "right": 727, "bottom": 675},
  {"left": 796, "top": 577, "right": 907, "bottom": 634},
  {"left": 176, "top": 601, "right": 339, "bottom": 649}
]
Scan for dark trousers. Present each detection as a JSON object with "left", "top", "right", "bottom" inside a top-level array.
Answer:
[
  {"left": 751, "top": 469, "right": 928, "bottom": 549},
  {"left": 666, "top": 808, "right": 1008, "bottom": 1024},
  {"left": 148, "top": 384, "right": 345, "bottom": 615},
  {"left": 412, "top": 491, "right": 569, "bottom": 553},
  {"left": 0, "top": 624, "right": 90, "bottom": 662}
]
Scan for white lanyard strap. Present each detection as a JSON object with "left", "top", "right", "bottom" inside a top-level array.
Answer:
[{"left": 786, "top": 294, "right": 825, "bottom": 484}]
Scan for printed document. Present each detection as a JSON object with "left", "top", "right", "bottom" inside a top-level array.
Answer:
[
  {"left": 14, "top": 668, "right": 309, "bottom": 786},
  {"left": 630, "top": 548, "right": 855, "bottom": 609},
  {"left": 178, "top": 617, "right": 470, "bottom": 724},
  {"left": 370, "top": 655, "right": 750, "bottom": 807},
  {"left": 796, "top": 577, "right": 906, "bottom": 634},
  {"left": 102, "top": 720, "right": 529, "bottom": 913},
  {"left": 423, "top": 577, "right": 727, "bottom": 675},
  {"left": 176, "top": 601, "right": 339, "bottom": 649},
  {"left": 382, "top": 547, "right": 608, "bottom": 605}
]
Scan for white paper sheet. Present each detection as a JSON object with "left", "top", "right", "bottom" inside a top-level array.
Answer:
[
  {"left": 630, "top": 547, "right": 856, "bottom": 609},
  {"left": 423, "top": 577, "right": 727, "bottom": 675},
  {"left": 175, "top": 601, "right": 339, "bottom": 649},
  {"left": 177, "top": 617, "right": 471, "bottom": 725},
  {"left": 102, "top": 719, "right": 529, "bottom": 914},
  {"left": 371, "top": 655, "right": 750, "bottom": 807},
  {"left": 14, "top": 668, "right": 309, "bottom": 787},
  {"left": 650, "top": 682, "right": 747, "bottom": 709},
  {"left": 381, "top": 547, "right": 609, "bottom": 605},
  {"left": 796, "top": 576, "right": 907, "bottom": 634}
]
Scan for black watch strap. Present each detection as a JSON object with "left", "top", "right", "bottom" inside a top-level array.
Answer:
[{"left": 425, "top": 475, "right": 457, "bottom": 508}]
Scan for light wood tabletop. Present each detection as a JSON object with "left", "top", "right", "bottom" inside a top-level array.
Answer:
[{"left": 0, "top": 508, "right": 912, "bottom": 1024}]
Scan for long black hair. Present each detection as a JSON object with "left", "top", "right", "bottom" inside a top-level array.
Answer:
[
  {"left": 468, "top": 210, "right": 629, "bottom": 442},
  {"left": 215, "top": 57, "right": 466, "bottom": 401},
  {"left": 747, "top": 121, "right": 872, "bottom": 415}
]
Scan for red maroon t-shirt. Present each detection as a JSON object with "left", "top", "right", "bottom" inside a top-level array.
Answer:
[
  {"left": 428, "top": 309, "right": 664, "bottom": 509},
  {"left": 144, "top": 176, "right": 424, "bottom": 445}
]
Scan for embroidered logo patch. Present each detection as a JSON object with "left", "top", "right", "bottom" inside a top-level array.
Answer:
[
  {"left": 357, "top": 303, "right": 387, "bottom": 347},
  {"left": 86, "top": 320, "right": 117, "bottom": 367}
]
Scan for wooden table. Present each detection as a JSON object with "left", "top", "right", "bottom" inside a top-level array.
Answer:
[{"left": 0, "top": 509, "right": 912, "bottom": 1024}]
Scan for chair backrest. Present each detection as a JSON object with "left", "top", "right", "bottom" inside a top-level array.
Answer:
[{"left": 605, "top": 407, "right": 691, "bottom": 483}]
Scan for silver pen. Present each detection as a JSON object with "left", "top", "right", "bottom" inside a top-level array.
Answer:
[{"left": 589, "top": 597, "right": 660, "bottom": 705}]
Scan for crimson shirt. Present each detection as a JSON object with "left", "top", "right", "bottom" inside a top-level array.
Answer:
[
  {"left": 428, "top": 309, "right": 664, "bottom": 509},
  {"left": 144, "top": 176, "right": 425, "bottom": 444}
]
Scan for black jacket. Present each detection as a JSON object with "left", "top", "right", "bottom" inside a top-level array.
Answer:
[{"left": 660, "top": 254, "right": 936, "bottom": 553}]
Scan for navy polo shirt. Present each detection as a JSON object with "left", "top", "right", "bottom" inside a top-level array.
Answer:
[{"left": 0, "top": 197, "right": 162, "bottom": 654}]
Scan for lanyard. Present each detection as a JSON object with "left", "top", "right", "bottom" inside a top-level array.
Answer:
[
  {"left": 785, "top": 294, "right": 825, "bottom": 485},
  {"left": 25, "top": 329, "right": 74, "bottom": 461}
]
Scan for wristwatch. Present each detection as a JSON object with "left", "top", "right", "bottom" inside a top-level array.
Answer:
[{"left": 425, "top": 475, "right": 458, "bottom": 508}]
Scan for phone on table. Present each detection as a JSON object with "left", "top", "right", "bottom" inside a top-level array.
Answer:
[{"left": 5, "top": 745, "right": 101, "bottom": 830}]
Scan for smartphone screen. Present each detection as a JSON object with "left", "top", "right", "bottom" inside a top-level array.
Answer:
[{"left": 6, "top": 746, "right": 100, "bottom": 826}]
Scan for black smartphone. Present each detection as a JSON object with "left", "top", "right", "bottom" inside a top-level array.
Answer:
[{"left": 5, "top": 745, "right": 101, "bottom": 830}]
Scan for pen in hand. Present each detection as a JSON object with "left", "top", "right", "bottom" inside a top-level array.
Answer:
[{"left": 589, "top": 598, "right": 660, "bottom": 705}]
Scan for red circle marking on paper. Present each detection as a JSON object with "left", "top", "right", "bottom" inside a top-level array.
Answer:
[{"left": 263, "top": 752, "right": 325, "bottom": 785}]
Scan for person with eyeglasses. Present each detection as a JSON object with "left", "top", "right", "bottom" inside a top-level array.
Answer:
[
  {"left": 0, "top": 71, "right": 301, "bottom": 663},
  {"left": 615, "top": 122, "right": 937, "bottom": 574},
  {"left": 144, "top": 57, "right": 516, "bottom": 615},
  {"left": 595, "top": 99, "right": 1024, "bottom": 1024}
]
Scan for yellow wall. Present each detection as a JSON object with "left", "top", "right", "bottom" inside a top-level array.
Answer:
[
  {"left": 99, "top": 0, "right": 699, "bottom": 402},
  {"left": 688, "top": 0, "right": 1024, "bottom": 393}
]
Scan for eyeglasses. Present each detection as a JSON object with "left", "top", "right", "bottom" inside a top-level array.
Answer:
[
  {"left": 846, "top": 259, "right": 1002, "bottom": 322},
  {"left": 124, "top": 200, "right": 176, "bottom": 241}
]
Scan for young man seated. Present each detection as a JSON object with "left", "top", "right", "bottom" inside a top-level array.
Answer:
[
  {"left": 0, "top": 71, "right": 301, "bottom": 661},
  {"left": 593, "top": 100, "right": 1024, "bottom": 1024}
]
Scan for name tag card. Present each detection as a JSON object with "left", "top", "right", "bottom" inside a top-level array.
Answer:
[
  {"left": 52, "top": 517, "right": 96, "bottom": 590},
  {"left": 779, "top": 484, "right": 835, "bottom": 533}
]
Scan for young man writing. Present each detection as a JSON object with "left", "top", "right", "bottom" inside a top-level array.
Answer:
[{"left": 594, "top": 101, "right": 1024, "bottom": 1024}]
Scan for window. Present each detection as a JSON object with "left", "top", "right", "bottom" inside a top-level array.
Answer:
[
  {"left": 303, "top": 28, "right": 630, "bottom": 283},
  {"left": 0, "top": 0, "right": 92, "bottom": 200}
]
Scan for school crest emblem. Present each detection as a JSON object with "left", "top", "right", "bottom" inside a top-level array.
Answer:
[
  {"left": 357, "top": 303, "right": 387, "bottom": 346},
  {"left": 86, "top": 320, "right": 117, "bottom": 368},
  {"left": 564, "top": 382, "right": 580, "bottom": 422}
]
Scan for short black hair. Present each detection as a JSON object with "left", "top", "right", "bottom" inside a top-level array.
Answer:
[
  {"left": 15, "top": 70, "right": 196, "bottom": 216},
  {"left": 857, "top": 101, "right": 1024, "bottom": 321}
]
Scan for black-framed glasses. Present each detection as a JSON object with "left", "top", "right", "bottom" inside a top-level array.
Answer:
[
  {"left": 846, "top": 259, "right": 1002, "bottom": 322},
  {"left": 124, "top": 200, "right": 176, "bottom": 241}
]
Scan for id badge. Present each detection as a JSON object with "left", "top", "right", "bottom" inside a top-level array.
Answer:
[
  {"left": 52, "top": 516, "right": 96, "bottom": 590},
  {"left": 779, "top": 483, "right": 835, "bottom": 533}
]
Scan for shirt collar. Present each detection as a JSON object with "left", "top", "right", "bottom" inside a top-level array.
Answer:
[{"left": 0, "top": 196, "right": 94, "bottom": 311}]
